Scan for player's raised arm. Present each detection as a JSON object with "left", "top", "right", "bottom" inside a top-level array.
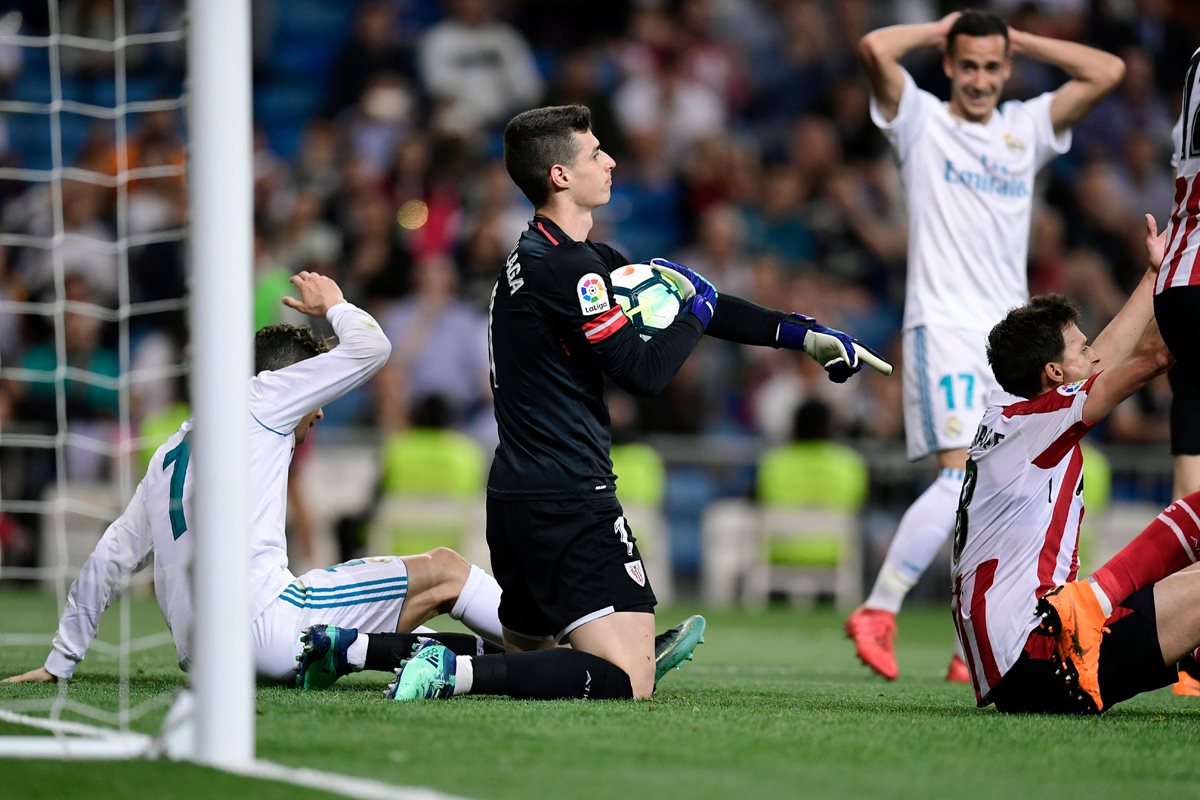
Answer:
[
  {"left": 859, "top": 12, "right": 960, "bottom": 121},
  {"left": 1082, "top": 215, "right": 1173, "bottom": 424},
  {"left": 1008, "top": 28, "right": 1125, "bottom": 135},
  {"left": 252, "top": 271, "right": 392, "bottom": 433}
]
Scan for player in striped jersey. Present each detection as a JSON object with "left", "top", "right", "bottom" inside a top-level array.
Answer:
[
  {"left": 846, "top": 9, "right": 1125, "bottom": 682},
  {"left": 1157, "top": 46, "right": 1200, "bottom": 504},
  {"left": 954, "top": 220, "right": 1200, "bottom": 713},
  {"left": 2, "top": 272, "right": 506, "bottom": 686}
]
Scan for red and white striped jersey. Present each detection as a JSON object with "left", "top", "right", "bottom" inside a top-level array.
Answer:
[
  {"left": 950, "top": 373, "right": 1099, "bottom": 704},
  {"left": 1156, "top": 46, "right": 1200, "bottom": 294}
]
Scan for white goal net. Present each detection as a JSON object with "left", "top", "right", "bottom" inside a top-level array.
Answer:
[{"left": 0, "top": 0, "right": 253, "bottom": 764}]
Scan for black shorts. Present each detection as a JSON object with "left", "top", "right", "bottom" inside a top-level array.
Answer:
[
  {"left": 486, "top": 495, "right": 657, "bottom": 641},
  {"left": 989, "top": 587, "right": 1177, "bottom": 714},
  {"left": 1155, "top": 287, "right": 1200, "bottom": 454}
]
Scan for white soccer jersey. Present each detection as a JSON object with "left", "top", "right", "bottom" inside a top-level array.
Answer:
[
  {"left": 872, "top": 68, "right": 1072, "bottom": 332},
  {"left": 44, "top": 303, "right": 391, "bottom": 680},
  {"left": 950, "top": 373, "right": 1098, "bottom": 705},
  {"left": 1156, "top": 47, "right": 1200, "bottom": 294}
]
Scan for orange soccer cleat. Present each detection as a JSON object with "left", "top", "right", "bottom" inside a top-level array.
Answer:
[
  {"left": 1036, "top": 582, "right": 1110, "bottom": 712},
  {"left": 1172, "top": 669, "right": 1200, "bottom": 697},
  {"left": 845, "top": 607, "right": 898, "bottom": 680},
  {"left": 945, "top": 653, "right": 971, "bottom": 683}
]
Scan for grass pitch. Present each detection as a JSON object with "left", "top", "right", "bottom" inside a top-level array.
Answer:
[{"left": 1, "top": 587, "right": 1197, "bottom": 799}]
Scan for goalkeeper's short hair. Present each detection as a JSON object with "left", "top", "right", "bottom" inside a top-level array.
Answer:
[
  {"left": 254, "top": 324, "right": 328, "bottom": 374},
  {"left": 986, "top": 294, "right": 1079, "bottom": 399}
]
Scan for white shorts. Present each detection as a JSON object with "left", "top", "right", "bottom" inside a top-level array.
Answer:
[
  {"left": 902, "top": 326, "right": 997, "bottom": 461},
  {"left": 251, "top": 556, "right": 410, "bottom": 681}
]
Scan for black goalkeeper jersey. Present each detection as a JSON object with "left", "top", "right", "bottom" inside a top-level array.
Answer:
[{"left": 486, "top": 216, "right": 704, "bottom": 499}]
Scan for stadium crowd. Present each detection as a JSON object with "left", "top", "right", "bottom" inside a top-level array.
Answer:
[{"left": 0, "top": 0, "right": 1197, "bottom": 572}]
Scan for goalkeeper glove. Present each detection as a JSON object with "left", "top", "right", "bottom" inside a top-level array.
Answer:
[
  {"left": 778, "top": 313, "right": 893, "bottom": 383},
  {"left": 649, "top": 257, "right": 718, "bottom": 330}
]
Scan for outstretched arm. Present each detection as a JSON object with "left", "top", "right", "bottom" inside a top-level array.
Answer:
[
  {"left": 1009, "top": 28, "right": 1125, "bottom": 135},
  {"left": 1083, "top": 214, "right": 1173, "bottom": 424},
  {"left": 858, "top": 12, "right": 960, "bottom": 122},
  {"left": 3, "top": 482, "right": 156, "bottom": 683}
]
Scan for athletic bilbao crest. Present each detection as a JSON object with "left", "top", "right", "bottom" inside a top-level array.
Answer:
[
  {"left": 624, "top": 559, "right": 646, "bottom": 587},
  {"left": 577, "top": 273, "right": 610, "bottom": 315}
]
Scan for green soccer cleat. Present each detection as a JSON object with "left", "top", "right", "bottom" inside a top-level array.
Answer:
[
  {"left": 296, "top": 625, "right": 359, "bottom": 690},
  {"left": 387, "top": 639, "right": 456, "bottom": 701},
  {"left": 654, "top": 614, "right": 706, "bottom": 684}
]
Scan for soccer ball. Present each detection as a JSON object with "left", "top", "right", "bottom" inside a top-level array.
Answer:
[{"left": 610, "top": 263, "right": 686, "bottom": 340}]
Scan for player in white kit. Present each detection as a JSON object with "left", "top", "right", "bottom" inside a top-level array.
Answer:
[
  {"left": 955, "top": 221, "right": 1200, "bottom": 713},
  {"left": 2, "top": 272, "right": 505, "bottom": 686},
  {"left": 846, "top": 9, "right": 1125, "bottom": 680}
]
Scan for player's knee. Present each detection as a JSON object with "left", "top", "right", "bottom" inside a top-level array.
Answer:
[{"left": 425, "top": 546, "right": 470, "bottom": 584}]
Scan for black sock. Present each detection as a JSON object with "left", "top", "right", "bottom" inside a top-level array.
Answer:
[
  {"left": 364, "top": 632, "right": 502, "bottom": 672},
  {"left": 469, "top": 648, "right": 633, "bottom": 700}
]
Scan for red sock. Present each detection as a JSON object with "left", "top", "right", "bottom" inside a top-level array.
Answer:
[{"left": 1091, "top": 492, "right": 1200, "bottom": 606}]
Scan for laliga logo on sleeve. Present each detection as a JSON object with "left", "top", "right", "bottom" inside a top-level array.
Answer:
[
  {"left": 1057, "top": 380, "right": 1086, "bottom": 396},
  {"left": 577, "top": 273, "right": 610, "bottom": 315}
]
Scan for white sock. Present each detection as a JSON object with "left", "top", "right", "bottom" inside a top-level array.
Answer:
[
  {"left": 451, "top": 565, "right": 504, "bottom": 644},
  {"left": 452, "top": 655, "right": 474, "bottom": 696},
  {"left": 1086, "top": 577, "right": 1114, "bottom": 617},
  {"left": 346, "top": 633, "right": 368, "bottom": 670},
  {"left": 412, "top": 625, "right": 436, "bottom": 634},
  {"left": 865, "top": 468, "right": 963, "bottom": 613}
]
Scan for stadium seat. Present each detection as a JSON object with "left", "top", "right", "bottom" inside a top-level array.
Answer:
[
  {"left": 742, "top": 440, "right": 868, "bottom": 608},
  {"left": 366, "top": 428, "right": 488, "bottom": 566},
  {"left": 611, "top": 442, "right": 673, "bottom": 602}
]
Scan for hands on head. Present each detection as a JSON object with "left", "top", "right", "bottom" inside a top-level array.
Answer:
[{"left": 282, "top": 271, "right": 346, "bottom": 317}]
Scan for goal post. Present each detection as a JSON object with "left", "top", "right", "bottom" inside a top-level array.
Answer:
[{"left": 187, "top": 0, "right": 254, "bottom": 767}]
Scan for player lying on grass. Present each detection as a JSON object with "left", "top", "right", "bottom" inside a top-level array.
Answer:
[
  {"left": 953, "top": 215, "right": 1200, "bottom": 713},
  {"left": 2, "top": 272, "right": 505, "bottom": 686},
  {"left": 385, "top": 104, "right": 891, "bottom": 704}
]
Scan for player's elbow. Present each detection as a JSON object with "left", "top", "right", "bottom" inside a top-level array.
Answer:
[
  {"left": 366, "top": 335, "right": 393, "bottom": 370},
  {"left": 858, "top": 33, "right": 881, "bottom": 69},
  {"left": 1097, "top": 53, "right": 1125, "bottom": 90}
]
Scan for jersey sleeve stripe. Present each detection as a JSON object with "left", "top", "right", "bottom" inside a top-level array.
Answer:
[
  {"left": 1031, "top": 421, "right": 1095, "bottom": 468},
  {"left": 967, "top": 558, "right": 1003, "bottom": 691},
  {"left": 582, "top": 307, "right": 628, "bottom": 342},
  {"left": 1036, "top": 445, "right": 1084, "bottom": 594},
  {"left": 1002, "top": 373, "right": 1099, "bottom": 420}
]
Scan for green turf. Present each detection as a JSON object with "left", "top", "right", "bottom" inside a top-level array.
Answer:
[{"left": 1, "top": 587, "right": 1197, "bottom": 799}]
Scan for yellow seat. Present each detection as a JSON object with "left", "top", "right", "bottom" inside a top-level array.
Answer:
[
  {"left": 744, "top": 440, "right": 868, "bottom": 608},
  {"left": 1076, "top": 443, "right": 1113, "bottom": 572},
  {"left": 611, "top": 442, "right": 672, "bottom": 602},
  {"left": 367, "top": 428, "right": 487, "bottom": 563}
]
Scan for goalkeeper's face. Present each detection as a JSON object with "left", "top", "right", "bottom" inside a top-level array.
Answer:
[
  {"left": 561, "top": 130, "right": 615, "bottom": 209},
  {"left": 295, "top": 407, "right": 324, "bottom": 445}
]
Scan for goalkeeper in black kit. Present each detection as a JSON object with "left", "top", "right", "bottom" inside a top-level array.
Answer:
[{"left": 389, "top": 104, "right": 892, "bottom": 702}]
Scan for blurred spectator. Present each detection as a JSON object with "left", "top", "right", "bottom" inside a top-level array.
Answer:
[
  {"left": 417, "top": 0, "right": 543, "bottom": 137},
  {"left": 377, "top": 254, "right": 491, "bottom": 439},
  {"left": 614, "top": 45, "right": 726, "bottom": 165},
  {"left": 327, "top": 2, "right": 412, "bottom": 117},
  {"left": 542, "top": 49, "right": 628, "bottom": 161}
]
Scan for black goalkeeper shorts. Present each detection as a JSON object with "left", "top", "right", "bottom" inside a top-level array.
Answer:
[
  {"left": 485, "top": 494, "right": 656, "bottom": 642},
  {"left": 989, "top": 587, "right": 1177, "bottom": 714}
]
